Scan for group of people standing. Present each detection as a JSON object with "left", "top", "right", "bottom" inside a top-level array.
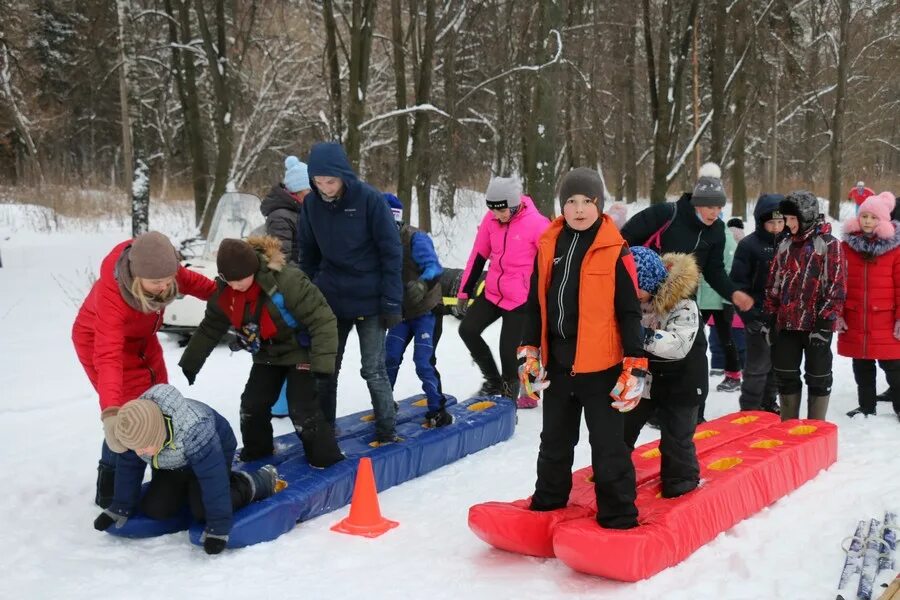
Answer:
[{"left": 71, "top": 139, "right": 898, "bottom": 551}]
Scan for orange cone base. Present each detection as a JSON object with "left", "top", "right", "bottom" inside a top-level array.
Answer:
[{"left": 331, "top": 515, "right": 399, "bottom": 538}]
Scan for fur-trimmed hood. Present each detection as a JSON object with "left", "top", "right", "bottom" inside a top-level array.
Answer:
[
  {"left": 843, "top": 221, "right": 900, "bottom": 257},
  {"left": 246, "top": 235, "right": 286, "bottom": 272},
  {"left": 652, "top": 253, "right": 700, "bottom": 316}
]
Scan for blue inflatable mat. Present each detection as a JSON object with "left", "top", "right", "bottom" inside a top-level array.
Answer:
[{"left": 108, "top": 394, "right": 514, "bottom": 547}]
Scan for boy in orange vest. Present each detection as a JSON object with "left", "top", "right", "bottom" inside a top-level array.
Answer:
[{"left": 518, "top": 168, "right": 646, "bottom": 529}]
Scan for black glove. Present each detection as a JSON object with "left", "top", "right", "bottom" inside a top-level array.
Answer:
[
  {"left": 94, "top": 509, "right": 128, "bottom": 531},
  {"left": 809, "top": 318, "right": 834, "bottom": 348},
  {"left": 405, "top": 280, "right": 428, "bottom": 305},
  {"left": 202, "top": 531, "right": 229, "bottom": 555},
  {"left": 380, "top": 313, "right": 402, "bottom": 330},
  {"left": 456, "top": 297, "right": 469, "bottom": 319},
  {"left": 757, "top": 317, "right": 776, "bottom": 347},
  {"left": 182, "top": 367, "right": 196, "bottom": 386},
  {"left": 311, "top": 371, "right": 332, "bottom": 381}
]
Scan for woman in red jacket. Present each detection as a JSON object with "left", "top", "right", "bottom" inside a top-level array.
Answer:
[
  {"left": 838, "top": 192, "right": 900, "bottom": 420},
  {"left": 72, "top": 231, "right": 216, "bottom": 507}
]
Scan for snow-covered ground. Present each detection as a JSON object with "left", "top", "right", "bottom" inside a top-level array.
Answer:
[{"left": 0, "top": 196, "right": 897, "bottom": 600}]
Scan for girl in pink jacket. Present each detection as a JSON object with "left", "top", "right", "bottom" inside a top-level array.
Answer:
[{"left": 457, "top": 176, "right": 550, "bottom": 400}]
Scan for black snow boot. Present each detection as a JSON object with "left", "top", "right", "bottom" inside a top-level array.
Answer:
[
  {"left": 95, "top": 464, "right": 115, "bottom": 509},
  {"left": 424, "top": 408, "right": 453, "bottom": 428},
  {"left": 298, "top": 420, "right": 345, "bottom": 469},
  {"left": 238, "top": 465, "right": 279, "bottom": 502},
  {"left": 847, "top": 387, "right": 876, "bottom": 418},
  {"left": 477, "top": 377, "right": 505, "bottom": 396}
]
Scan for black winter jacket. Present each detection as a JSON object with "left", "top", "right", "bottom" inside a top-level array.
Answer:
[
  {"left": 621, "top": 193, "right": 736, "bottom": 300},
  {"left": 730, "top": 194, "right": 785, "bottom": 325},
  {"left": 261, "top": 183, "right": 301, "bottom": 265}
]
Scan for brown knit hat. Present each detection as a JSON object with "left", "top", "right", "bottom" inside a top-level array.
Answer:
[
  {"left": 216, "top": 239, "right": 259, "bottom": 281},
  {"left": 129, "top": 232, "right": 180, "bottom": 279},
  {"left": 115, "top": 399, "right": 167, "bottom": 452}
]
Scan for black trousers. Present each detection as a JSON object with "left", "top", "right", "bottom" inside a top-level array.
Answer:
[
  {"left": 772, "top": 330, "right": 833, "bottom": 396},
  {"left": 739, "top": 324, "right": 778, "bottom": 410},
  {"left": 702, "top": 307, "right": 740, "bottom": 374},
  {"left": 140, "top": 469, "right": 253, "bottom": 523},
  {"left": 458, "top": 295, "right": 524, "bottom": 385},
  {"left": 624, "top": 369, "right": 702, "bottom": 498},
  {"left": 852, "top": 358, "right": 900, "bottom": 413},
  {"left": 240, "top": 363, "right": 341, "bottom": 466},
  {"left": 531, "top": 362, "right": 639, "bottom": 529}
]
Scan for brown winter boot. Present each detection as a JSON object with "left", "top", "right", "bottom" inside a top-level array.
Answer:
[
  {"left": 807, "top": 395, "right": 830, "bottom": 420},
  {"left": 780, "top": 393, "right": 801, "bottom": 421}
]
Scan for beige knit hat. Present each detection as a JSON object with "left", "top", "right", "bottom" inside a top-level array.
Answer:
[
  {"left": 115, "top": 399, "right": 167, "bottom": 452},
  {"left": 129, "top": 232, "right": 180, "bottom": 279}
]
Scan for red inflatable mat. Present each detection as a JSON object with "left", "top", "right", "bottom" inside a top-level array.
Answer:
[
  {"left": 553, "top": 419, "right": 837, "bottom": 580},
  {"left": 468, "top": 412, "right": 780, "bottom": 558}
]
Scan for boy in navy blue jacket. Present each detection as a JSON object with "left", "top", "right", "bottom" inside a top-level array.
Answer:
[
  {"left": 298, "top": 142, "right": 403, "bottom": 443},
  {"left": 92, "top": 384, "right": 279, "bottom": 555},
  {"left": 382, "top": 194, "right": 450, "bottom": 427},
  {"left": 730, "top": 194, "right": 785, "bottom": 413}
]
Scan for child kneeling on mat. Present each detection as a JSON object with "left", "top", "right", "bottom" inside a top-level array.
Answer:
[
  {"left": 93, "top": 384, "right": 281, "bottom": 555},
  {"left": 625, "top": 248, "right": 706, "bottom": 498},
  {"left": 519, "top": 167, "right": 645, "bottom": 530}
]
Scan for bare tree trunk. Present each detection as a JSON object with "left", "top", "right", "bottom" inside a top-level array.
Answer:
[
  {"left": 709, "top": 0, "right": 726, "bottom": 163},
  {"left": 0, "top": 45, "right": 44, "bottom": 185},
  {"left": 625, "top": 18, "right": 638, "bottom": 204},
  {"left": 391, "top": 0, "right": 411, "bottom": 206},
  {"left": 643, "top": 0, "right": 700, "bottom": 204},
  {"left": 803, "top": 0, "right": 821, "bottom": 188},
  {"left": 194, "top": 0, "right": 233, "bottom": 237},
  {"left": 166, "top": 0, "right": 209, "bottom": 225},
  {"left": 116, "top": 0, "right": 133, "bottom": 195},
  {"left": 345, "top": 0, "right": 377, "bottom": 167},
  {"left": 436, "top": 20, "right": 459, "bottom": 217},
  {"left": 691, "top": 10, "right": 700, "bottom": 177},
  {"left": 828, "top": 0, "right": 851, "bottom": 220},
  {"left": 730, "top": 1, "right": 749, "bottom": 219},
  {"left": 410, "top": 0, "right": 437, "bottom": 232},
  {"left": 322, "top": 0, "right": 343, "bottom": 141},
  {"left": 116, "top": 0, "right": 149, "bottom": 236},
  {"left": 523, "top": 0, "right": 561, "bottom": 216}
]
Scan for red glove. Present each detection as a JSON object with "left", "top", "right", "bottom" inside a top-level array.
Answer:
[
  {"left": 517, "top": 345, "right": 550, "bottom": 401},
  {"left": 610, "top": 357, "right": 649, "bottom": 412}
]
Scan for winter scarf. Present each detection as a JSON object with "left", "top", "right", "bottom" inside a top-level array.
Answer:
[{"left": 216, "top": 281, "right": 279, "bottom": 340}]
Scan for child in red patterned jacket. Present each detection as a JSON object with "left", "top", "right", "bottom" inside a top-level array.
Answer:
[{"left": 764, "top": 191, "right": 846, "bottom": 421}]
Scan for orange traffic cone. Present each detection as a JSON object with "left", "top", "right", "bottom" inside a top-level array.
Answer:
[{"left": 331, "top": 457, "right": 399, "bottom": 538}]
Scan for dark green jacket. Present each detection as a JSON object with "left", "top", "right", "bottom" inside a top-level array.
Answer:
[{"left": 179, "top": 236, "right": 338, "bottom": 375}]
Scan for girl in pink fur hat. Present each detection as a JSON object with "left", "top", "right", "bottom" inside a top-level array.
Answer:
[{"left": 838, "top": 191, "right": 900, "bottom": 421}]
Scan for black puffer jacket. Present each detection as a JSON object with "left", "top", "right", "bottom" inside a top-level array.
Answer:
[
  {"left": 261, "top": 183, "right": 301, "bottom": 264},
  {"left": 730, "top": 194, "right": 785, "bottom": 324},
  {"left": 621, "top": 193, "right": 736, "bottom": 301}
]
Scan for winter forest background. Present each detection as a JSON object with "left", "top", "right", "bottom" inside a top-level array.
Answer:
[{"left": 0, "top": 0, "right": 898, "bottom": 235}]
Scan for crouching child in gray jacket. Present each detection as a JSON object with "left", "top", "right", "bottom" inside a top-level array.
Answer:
[{"left": 92, "top": 384, "right": 282, "bottom": 554}]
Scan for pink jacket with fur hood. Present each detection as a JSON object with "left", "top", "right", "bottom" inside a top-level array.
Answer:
[{"left": 458, "top": 196, "right": 550, "bottom": 310}]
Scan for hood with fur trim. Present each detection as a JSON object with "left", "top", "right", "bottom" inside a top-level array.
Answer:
[
  {"left": 651, "top": 253, "right": 700, "bottom": 316},
  {"left": 843, "top": 221, "right": 900, "bottom": 257},
  {"left": 245, "top": 235, "right": 286, "bottom": 272}
]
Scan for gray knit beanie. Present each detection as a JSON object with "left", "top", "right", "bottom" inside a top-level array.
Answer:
[
  {"left": 558, "top": 167, "right": 606, "bottom": 213},
  {"left": 485, "top": 176, "right": 523, "bottom": 210},
  {"left": 691, "top": 162, "right": 727, "bottom": 207}
]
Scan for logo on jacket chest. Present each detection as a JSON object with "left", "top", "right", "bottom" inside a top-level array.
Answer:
[{"left": 553, "top": 257, "right": 562, "bottom": 265}]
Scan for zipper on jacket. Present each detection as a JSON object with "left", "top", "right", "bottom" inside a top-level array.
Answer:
[
  {"left": 863, "top": 262, "right": 868, "bottom": 357},
  {"left": 496, "top": 225, "right": 510, "bottom": 306},
  {"left": 556, "top": 231, "right": 579, "bottom": 339}
]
